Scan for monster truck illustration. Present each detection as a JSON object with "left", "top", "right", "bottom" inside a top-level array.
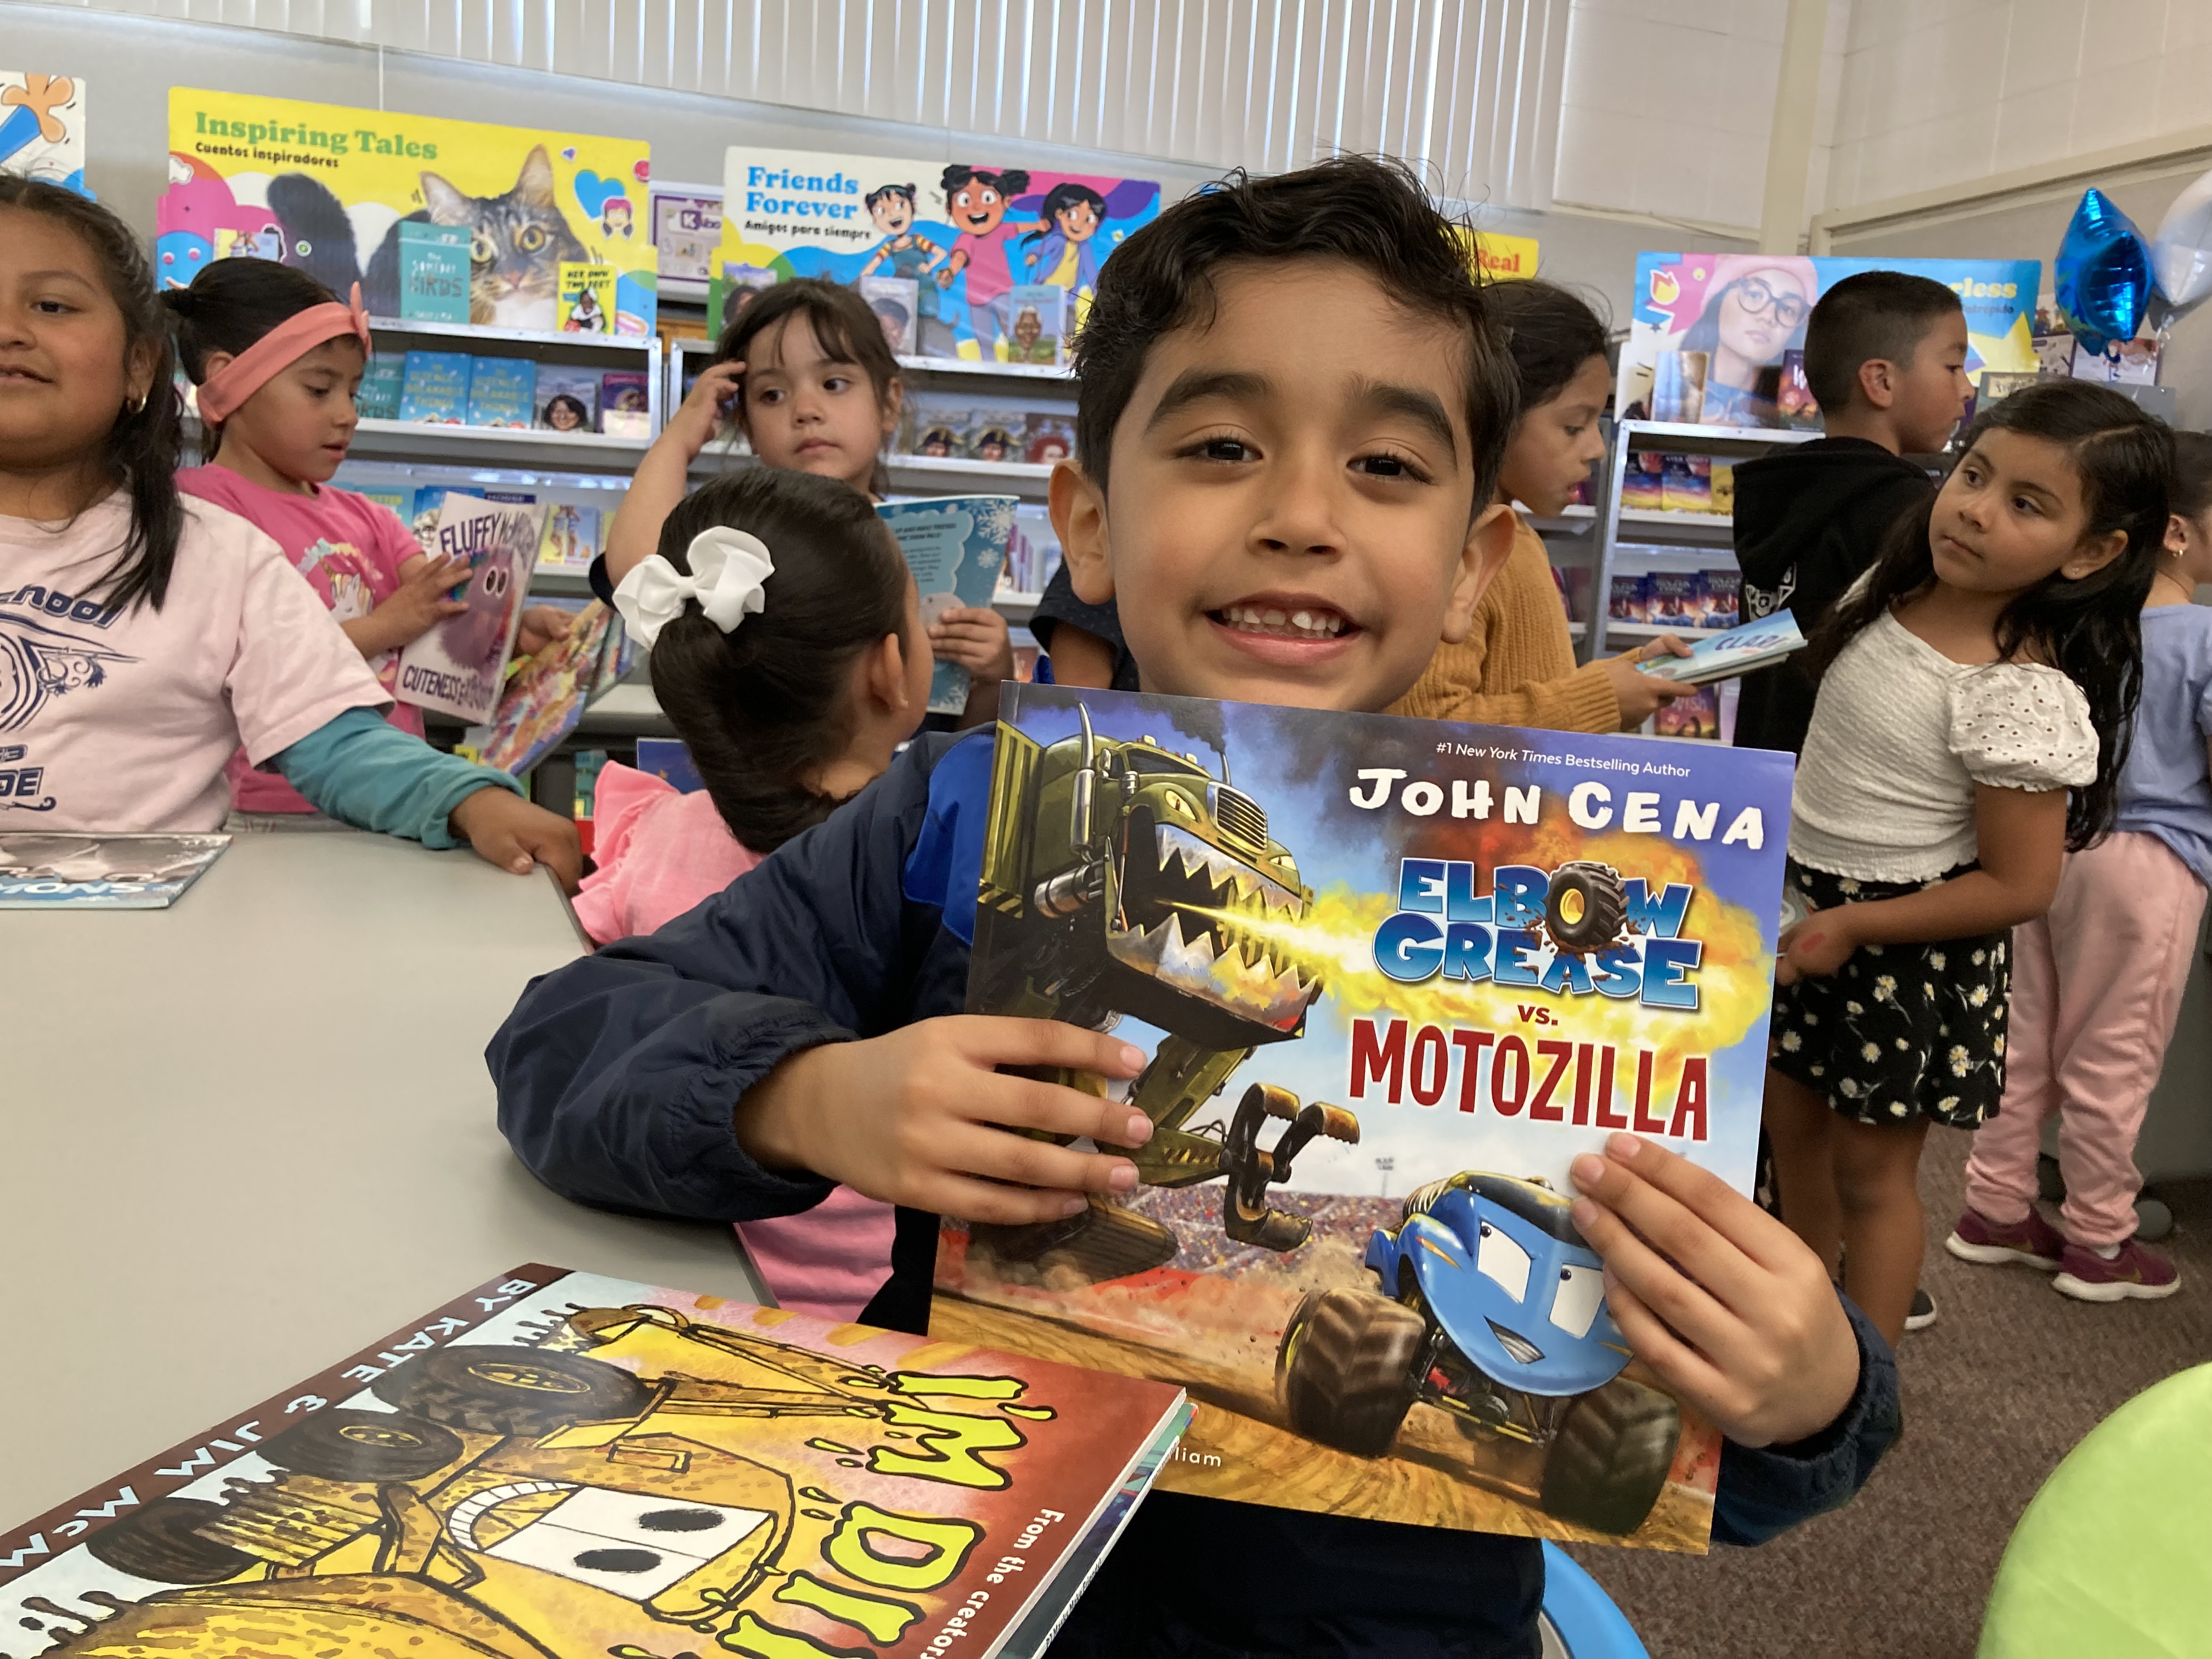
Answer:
[
  {"left": 60, "top": 1305, "right": 1028, "bottom": 1655},
  {"left": 967, "top": 706, "right": 1359, "bottom": 1284},
  {"left": 1276, "top": 1172, "right": 1680, "bottom": 1536}
]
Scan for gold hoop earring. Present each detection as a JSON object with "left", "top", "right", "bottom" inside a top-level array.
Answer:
[{"left": 127, "top": 394, "right": 146, "bottom": 415}]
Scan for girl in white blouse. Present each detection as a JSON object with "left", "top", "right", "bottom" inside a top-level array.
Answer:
[{"left": 1763, "top": 380, "right": 2171, "bottom": 1347}]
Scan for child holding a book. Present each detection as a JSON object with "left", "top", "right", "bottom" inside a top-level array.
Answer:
[
  {"left": 1764, "top": 380, "right": 2170, "bottom": 1347},
  {"left": 593, "top": 277, "right": 1013, "bottom": 725},
  {"left": 492, "top": 158, "right": 1898, "bottom": 1659},
  {"left": 1392, "top": 278, "right": 1698, "bottom": 731},
  {"left": 572, "top": 465, "right": 932, "bottom": 1319},
  {"left": 1948, "top": 428, "right": 2212, "bottom": 1302},
  {"left": 0, "top": 177, "right": 577, "bottom": 881}
]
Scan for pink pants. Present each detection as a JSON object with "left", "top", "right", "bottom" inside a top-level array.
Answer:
[{"left": 1966, "top": 831, "right": 2207, "bottom": 1248}]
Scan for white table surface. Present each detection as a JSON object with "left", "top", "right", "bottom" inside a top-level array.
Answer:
[{"left": 0, "top": 831, "right": 764, "bottom": 1529}]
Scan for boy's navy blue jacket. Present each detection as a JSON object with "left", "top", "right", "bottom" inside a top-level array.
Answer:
[{"left": 491, "top": 730, "right": 1901, "bottom": 1659}]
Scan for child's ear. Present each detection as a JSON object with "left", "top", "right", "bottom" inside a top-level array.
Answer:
[
  {"left": 1442, "top": 503, "right": 1517, "bottom": 644},
  {"left": 866, "top": 628, "right": 911, "bottom": 710},
  {"left": 128, "top": 338, "right": 165, "bottom": 413},
  {"left": 2165, "top": 512, "right": 2192, "bottom": 557},
  {"left": 1051, "top": 460, "right": 1115, "bottom": 606},
  {"left": 1857, "top": 358, "right": 1898, "bottom": 411},
  {"left": 879, "top": 376, "right": 904, "bottom": 439},
  {"left": 2062, "top": 527, "right": 2130, "bottom": 582}
]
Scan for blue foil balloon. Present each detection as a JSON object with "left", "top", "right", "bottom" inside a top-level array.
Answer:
[{"left": 2056, "top": 188, "right": 2153, "bottom": 356}]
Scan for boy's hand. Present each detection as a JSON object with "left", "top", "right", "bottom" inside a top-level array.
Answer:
[
  {"left": 449, "top": 787, "right": 583, "bottom": 891},
  {"left": 665, "top": 359, "right": 747, "bottom": 456},
  {"left": 1776, "top": 905, "right": 1858, "bottom": 985},
  {"left": 930, "top": 605, "right": 1017, "bottom": 681},
  {"left": 737, "top": 1017, "right": 1153, "bottom": 1221},
  {"left": 1604, "top": 643, "right": 1695, "bottom": 726},
  {"left": 1570, "top": 1133, "right": 1860, "bottom": 1449}
]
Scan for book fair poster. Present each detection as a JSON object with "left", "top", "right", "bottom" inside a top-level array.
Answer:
[
  {"left": 156, "top": 89, "right": 654, "bottom": 334},
  {"left": 0, "top": 72, "right": 87, "bottom": 197}
]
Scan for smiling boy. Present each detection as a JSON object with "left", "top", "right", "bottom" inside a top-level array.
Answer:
[{"left": 492, "top": 159, "right": 1897, "bottom": 1658}]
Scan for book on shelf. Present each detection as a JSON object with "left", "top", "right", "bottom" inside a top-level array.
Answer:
[
  {"left": 464, "top": 356, "right": 537, "bottom": 428},
  {"left": 651, "top": 188, "right": 723, "bottom": 281},
  {"left": 877, "top": 495, "right": 1018, "bottom": 713},
  {"left": 1646, "top": 570, "right": 1704, "bottom": 630},
  {"left": 1024, "top": 412, "right": 1074, "bottom": 466},
  {"left": 1621, "top": 451, "right": 1664, "bottom": 510},
  {"left": 461, "top": 600, "right": 617, "bottom": 774},
  {"left": 965, "top": 406, "right": 1028, "bottom": 464},
  {"left": 356, "top": 352, "right": 405, "bottom": 421},
  {"left": 936, "top": 684, "right": 1792, "bottom": 1550},
  {"left": 0, "top": 1264, "right": 1190, "bottom": 1659},
  {"left": 1005, "top": 283, "right": 1066, "bottom": 365},
  {"left": 1653, "top": 682, "right": 1726, "bottom": 741},
  {"left": 534, "top": 364, "right": 601, "bottom": 433},
  {"left": 1659, "top": 454, "right": 1711, "bottom": 514},
  {"left": 397, "top": 221, "right": 469, "bottom": 324},
  {"left": 600, "top": 370, "right": 652, "bottom": 439},
  {"left": 557, "top": 260, "right": 616, "bottom": 334},
  {"left": 636, "top": 735, "right": 705, "bottom": 793},
  {"left": 534, "top": 500, "right": 603, "bottom": 575},
  {"left": 0, "top": 831, "right": 228, "bottom": 909},
  {"left": 401, "top": 482, "right": 483, "bottom": 555},
  {"left": 1637, "top": 612, "right": 1807, "bottom": 686},
  {"left": 397, "top": 350, "right": 472, "bottom": 424},
  {"left": 860, "top": 273, "right": 919, "bottom": 354},
  {"left": 395, "top": 493, "right": 546, "bottom": 721}
]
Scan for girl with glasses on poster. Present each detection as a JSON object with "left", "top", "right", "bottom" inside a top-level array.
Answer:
[{"left": 1676, "top": 255, "right": 1818, "bottom": 426}]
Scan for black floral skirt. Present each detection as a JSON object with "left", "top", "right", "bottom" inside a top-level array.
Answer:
[{"left": 1769, "top": 861, "right": 2011, "bottom": 1129}]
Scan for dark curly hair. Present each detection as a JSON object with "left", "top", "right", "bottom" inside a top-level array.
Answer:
[
  {"left": 647, "top": 467, "right": 911, "bottom": 854},
  {"left": 1808, "top": 378, "right": 2170, "bottom": 849},
  {"left": 0, "top": 175, "right": 184, "bottom": 612},
  {"left": 1069, "top": 155, "right": 1519, "bottom": 514}
]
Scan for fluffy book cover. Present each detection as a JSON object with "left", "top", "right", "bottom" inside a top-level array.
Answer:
[
  {"left": 935, "top": 685, "right": 1795, "bottom": 1551},
  {"left": 0, "top": 1265, "right": 1189, "bottom": 1658},
  {"left": 395, "top": 493, "right": 545, "bottom": 722}
]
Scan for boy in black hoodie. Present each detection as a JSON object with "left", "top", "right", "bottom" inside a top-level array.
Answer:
[{"left": 1734, "top": 271, "right": 1971, "bottom": 754}]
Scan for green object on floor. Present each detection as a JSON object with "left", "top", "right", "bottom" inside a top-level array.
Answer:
[{"left": 1979, "top": 1361, "right": 2212, "bottom": 1657}]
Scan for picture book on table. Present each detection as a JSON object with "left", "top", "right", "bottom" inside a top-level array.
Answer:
[
  {"left": 462, "top": 602, "right": 614, "bottom": 775},
  {"left": 0, "top": 832, "right": 228, "bottom": 909},
  {"left": 934, "top": 685, "right": 1796, "bottom": 1552},
  {"left": 877, "top": 496, "right": 1016, "bottom": 713},
  {"left": 717, "top": 147, "right": 1158, "bottom": 361},
  {"left": 157, "top": 89, "right": 655, "bottom": 331},
  {"left": 0, "top": 1265, "right": 1191, "bottom": 1659},
  {"left": 533, "top": 364, "right": 600, "bottom": 433},
  {"left": 1636, "top": 614, "right": 1807, "bottom": 687},
  {"left": 2, "top": 73, "right": 88, "bottom": 198},
  {"left": 396, "top": 494, "right": 545, "bottom": 721}
]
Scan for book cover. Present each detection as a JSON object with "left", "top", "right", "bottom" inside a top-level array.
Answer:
[
  {"left": 601, "top": 370, "right": 652, "bottom": 439},
  {"left": 966, "top": 408, "right": 1027, "bottom": 465},
  {"left": 1776, "top": 348, "right": 1820, "bottom": 427},
  {"left": 1005, "top": 284, "right": 1066, "bottom": 365},
  {"left": 1024, "top": 413, "right": 1074, "bottom": 466},
  {"left": 900, "top": 392, "right": 971, "bottom": 458},
  {"left": 535, "top": 500, "right": 603, "bottom": 574},
  {"left": 465, "top": 356, "right": 537, "bottom": 428},
  {"left": 397, "top": 221, "right": 470, "bottom": 324},
  {"left": 356, "top": 352, "right": 405, "bottom": 420},
  {"left": 352, "top": 486, "right": 411, "bottom": 519},
  {"left": 557, "top": 260, "right": 617, "bottom": 334},
  {"left": 465, "top": 601, "right": 614, "bottom": 775},
  {"left": 652, "top": 188, "right": 723, "bottom": 281},
  {"left": 1709, "top": 460, "right": 1735, "bottom": 517},
  {"left": 1654, "top": 684, "right": 1723, "bottom": 741},
  {"left": 1621, "top": 452, "right": 1664, "bottom": 510},
  {"left": 1608, "top": 573, "right": 1649, "bottom": 623},
  {"left": 860, "top": 274, "right": 920, "bottom": 354},
  {"left": 1658, "top": 455, "right": 1709, "bottom": 515},
  {"left": 534, "top": 364, "right": 601, "bottom": 433},
  {"left": 1637, "top": 613, "right": 1807, "bottom": 687},
  {"left": 1701, "top": 568, "right": 1741, "bottom": 628},
  {"left": 936, "top": 686, "right": 1791, "bottom": 1550},
  {"left": 397, "top": 351, "right": 472, "bottom": 424},
  {"left": 637, "top": 736, "right": 706, "bottom": 794},
  {"left": 1646, "top": 571, "right": 1702, "bottom": 630},
  {"left": 878, "top": 495, "right": 1017, "bottom": 713},
  {"left": 0, "top": 1265, "right": 1189, "bottom": 1659},
  {"left": 407, "top": 483, "right": 483, "bottom": 555},
  {"left": 0, "top": 832, "right": 228, "bottom": 909},
  {"left": 396, "top": 494, "right": 546, "bottom": 721}
]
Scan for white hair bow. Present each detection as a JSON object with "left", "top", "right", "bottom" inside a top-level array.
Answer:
[{"left": 613, "top": 527, "right": 775, "bottom": 647}]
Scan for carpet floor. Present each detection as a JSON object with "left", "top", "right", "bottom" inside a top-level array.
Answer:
[{"left": 1565, "top": 1126, "right": 2212, "bottom": 1659}]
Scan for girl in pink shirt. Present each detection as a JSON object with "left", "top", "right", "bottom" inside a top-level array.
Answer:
[
  {"left": 584, "top": 464, "right": 936, "bottom": 1321},
  {"left": 165, "top": 258, "right": 569, "bottom": 818}
]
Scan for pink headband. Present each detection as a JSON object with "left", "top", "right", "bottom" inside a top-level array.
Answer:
[{"left": 196, "top": 283, "right": 374, "bottom": 424}]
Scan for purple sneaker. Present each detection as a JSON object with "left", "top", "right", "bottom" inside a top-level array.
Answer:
[
  {"left": 1945, "top": 1206, "right": 2064, "bottom": 1271},
  {"left": 2054, "top": 1241, "right": 2180, "bottom": 1302}
]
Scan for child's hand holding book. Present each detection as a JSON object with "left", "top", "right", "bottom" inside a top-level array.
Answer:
[{"left": 1568, "top": 1132, "right": 1861, "bottom": 1449}]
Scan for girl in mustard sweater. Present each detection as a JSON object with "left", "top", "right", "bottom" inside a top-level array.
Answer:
[{"left": 1392, "top": 280, "right": 1692, "bottom": 730}]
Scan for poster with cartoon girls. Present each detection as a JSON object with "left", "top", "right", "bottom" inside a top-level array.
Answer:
[
  {"left": 1619, "top": 251, "right": 2040, "bottom": 430},
  {"left": 719, "top": 147, "right": 1159, "bottom": 362},
  {"left": 0, "top": 72, "right": 88, "bottom": 198}
]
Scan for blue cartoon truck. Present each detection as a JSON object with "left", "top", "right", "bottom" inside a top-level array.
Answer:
[{"left": 1275, "top": 1171, "right": 1681, "bottom": 1536}]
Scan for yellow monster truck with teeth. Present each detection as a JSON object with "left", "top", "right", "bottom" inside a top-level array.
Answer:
[{"left": 966, "top": 706, "right": 1359, "bottom": 1283}]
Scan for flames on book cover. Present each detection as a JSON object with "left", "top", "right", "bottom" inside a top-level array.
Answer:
[
  {"left": 0, "top": 1267, "right": 1185, "bottom": 1657},
  {"left": 936, "top": 685, "right": 1796, "bottom": 1553}
]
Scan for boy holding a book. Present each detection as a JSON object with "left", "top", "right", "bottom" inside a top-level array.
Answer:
[
  {"left": 491, "top": 158, "right": 1898, "bottom": 1657},
  {"left": 1733, "top": 270, "right": 1970, "bottom": 755}
]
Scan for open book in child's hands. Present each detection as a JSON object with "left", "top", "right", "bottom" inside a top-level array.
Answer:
[
  {"left": 1635, "top": 613, "right": 1807, "bottom": 687},
  {"left": 396, "top": 493, "right": 548, "bottom": 722},
  {"left": 878, "top": 495, "right": 1018, "bottom": 714}
]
